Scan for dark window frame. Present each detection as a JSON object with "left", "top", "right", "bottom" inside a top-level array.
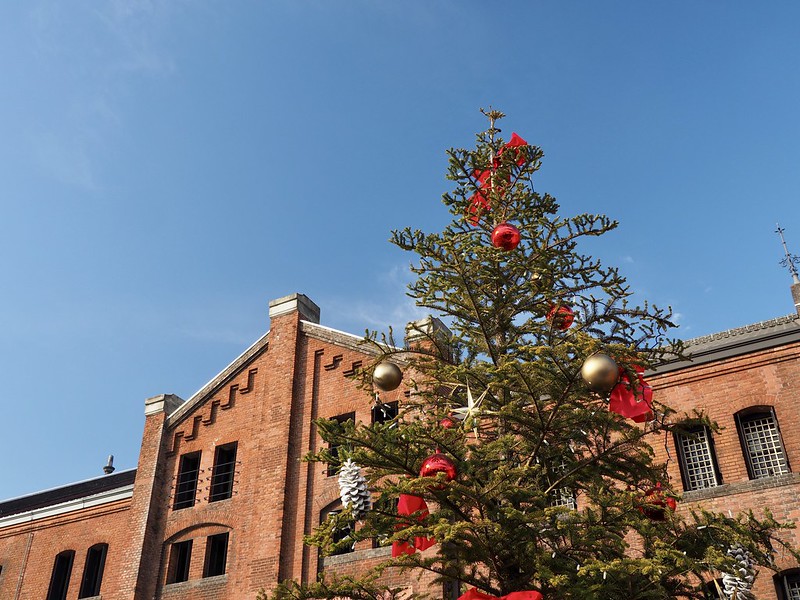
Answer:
[
  {"left": 674, "top": 424, "right": 723, "bottom": 491},
  {"left": 775, "top": 568, "right": 800, "bottom": 600},
  {"left": 78, "top": 543, "right": 108, "bottom": 598},
  {"left": 702, "top": 578, "right": 724, "bottom": 599},
  {"left": 46, "top": 550, "right": 75, "bottom": 600},
  {"left": 325, "top": 508, "right": 355, "bottom": 555},
  {"left": 173, "top": 451, "right": 201, "bottom": 510},
  {"left": 735, "top": 406, "right": 790, "bottom": 480},
  {"left": 203, "top": 532, "right": 230, "bottom": 577},
  {"left": 327, "top": 412, "right": 355, "bottom": 476},
  {"left": 166, "top": 539, "right": 193, "bottom": 584},
  {"left": 546, "top": 455, "right": 577, "bottom": 510},
  {"left": 371, "top": 401, "right": 398, "bottom": 425},
  {"left": 209, "top": 442, "right": 238, "bottom": 502}
]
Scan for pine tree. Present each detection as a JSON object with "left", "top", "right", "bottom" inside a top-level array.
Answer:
[{"left": 267, "top": 111, "right": 797, "bottom": 600}]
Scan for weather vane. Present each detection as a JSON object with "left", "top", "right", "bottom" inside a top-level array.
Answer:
[{"left": 775, "top": 223, "right": 800, "bottom": 284}]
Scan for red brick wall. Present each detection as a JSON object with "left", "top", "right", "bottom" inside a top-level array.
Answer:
[
  {"left": 0, "top": 499, "right": 132, "bottom": 600},
  {"left": 651, "top": 341, "right": 800, "bottom": 598},
  {"left": 4, "top": 299, "right": 797, "bottom": 600},
  {"left": 148, "top": 306, "right": 404, "bottom": 599}
]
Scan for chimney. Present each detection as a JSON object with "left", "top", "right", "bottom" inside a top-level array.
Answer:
[
  {"left": 405, "top": 316, "right": 453, "bottom": 360},
  {"left": 792, "top": 281, "right": 800, "bottom": 316},
  {"left": 268, "top": 293, "right": 320, "bottom": 324}
]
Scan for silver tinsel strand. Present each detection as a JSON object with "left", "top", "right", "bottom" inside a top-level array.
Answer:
[
  {"left": 722, "top": 544, "right": 755, "bottom": 600},
  {"left": 338, "top": 458, "right": 371, "bottom": 519}
]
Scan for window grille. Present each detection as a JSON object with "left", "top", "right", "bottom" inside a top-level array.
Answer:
[
  {"left": 776, "top": 570, "right": 800, "bottom": 600},
  {"left": 736, "top": 409, "right": 789, "bottom": 479},
  {"left": 788, "top": 578, "right": 800, "bottom": 600},
  {"left": 675, "top": 427, "right": 720, "bottom": 491},
  {"left": 548, "top": 457, "right": 576, "bottom": 510},
  {"left": 173, "top": 452, "right": 201, "bottom": 509},
  {"left": 209, "top": 443, "right": 237, "bottom": 502}
]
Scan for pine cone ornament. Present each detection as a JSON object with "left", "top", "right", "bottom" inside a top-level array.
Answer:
[
  {"left": 338, "top": 459, "right": 371, "bottom": 519},
  {"left": 722, "top": 545, "right": 756, "bottom": 600}
]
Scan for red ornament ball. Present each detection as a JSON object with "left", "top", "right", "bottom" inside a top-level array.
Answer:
[
  {"left": 439, "top": 416, "right": 456, "bottom": 429},
  {"left": 491, "top": 222, "right": 521, "bottom": 251},
  {"left": 638, "top": 485, "right": 677, "bottom": 521},
  {"left": 419, "top": 453, "right": 457, "bottom": 487},
  {"left": 547, "top": 304, "right": 575, "bottom": 331}
]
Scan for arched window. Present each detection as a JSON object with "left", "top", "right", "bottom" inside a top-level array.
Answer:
[
  {"left": 674, "top": 424, "right": 721, "bottom": 491},
  {"left": 46, "top": 550, "right": 75, "bottom": 600},
  {"left": 775, "top": 568, "right": 800, "bottom": 600},
  {"left": 321, "top": 502, "right": 355, "bottom": 555},
  {"left": 735, "top": 406, "right": 790, "bottom": 479},
  {"left": 78, "top": 543, "right": 107, "bottom": 598}
]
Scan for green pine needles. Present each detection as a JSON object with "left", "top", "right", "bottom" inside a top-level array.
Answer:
[{"left": 266, "top": 113, "right": 796, "bottom": 600}]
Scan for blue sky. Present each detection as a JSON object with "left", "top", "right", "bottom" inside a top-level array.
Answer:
[{"left": 1, "top": 1, "right": 799, "bottom": 500}]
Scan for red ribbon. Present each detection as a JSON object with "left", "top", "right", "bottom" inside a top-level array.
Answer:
[
  {"left": 391, "top": 494, "right": 436, "bottom": 557},
  {"left": 459, "top": 587, "right": 543, "bottom": 600},
  {"left": 468, "top": 133, "right": 527, "bottom": 225},
  {"left": 609, "top": 365, "right": 654, "bottom": 422}
]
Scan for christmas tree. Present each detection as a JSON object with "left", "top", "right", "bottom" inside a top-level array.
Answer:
[{"left": 266, "top": 110, "right": 796, "bottom": 600}]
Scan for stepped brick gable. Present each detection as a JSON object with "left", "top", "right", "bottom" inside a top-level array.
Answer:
[{"left": 1, "top": 294, "right": 798, "bottom": 599}]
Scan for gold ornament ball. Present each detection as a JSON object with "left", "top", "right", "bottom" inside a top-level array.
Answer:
[
  {"left": 373, "top": 362, "right": 403, "bottom": 392},
  {"left": 580, "top": 353, "right": 619, "bottom": 394}
]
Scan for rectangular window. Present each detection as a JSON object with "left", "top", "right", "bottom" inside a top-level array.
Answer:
[
  {"left": 778, "top": 572, "right": 800, "bottom": 600},
  {"left": 327, "top": 509, "right": 355, "bottom": 555},
  {"left": 675, "top": 426, "right": 721, "bottom": 491},
  {"left": 737, "top": 409, "right": 790, "bottom": 479},
  {"left": 78, "top": 544, "right": 107, "bottom": 598},
  {"left": 46, "top": 551, "right": 75, "bottom": 600},
  {"left": 703, "top": 579, "right": 724, "bottom": 599},
  {"left": 210, "top": 443, "right": 238, "bottom": 502},
  {"left": 547, "top": 457, "right": 576, "bottom": 510},
  {"left": 203, "top": 533, "right": 229, "bottom": 577},
  {"left": 167, "top": 540, "right": 193, "bottom": 584},
  {"left": 173, "top": 452, "right": 201, "bottom": 509},
  {"left": 786, "top": 577, "right": 800, "bottom": 600},
  {"left": 327, "top": 413, "right": 355, "bottom": 476},
  {"left": 372, "top": 401, "right": 398, "bottom": 425}
]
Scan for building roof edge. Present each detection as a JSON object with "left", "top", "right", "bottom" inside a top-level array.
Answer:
[
  {"left": 167, "top": 330, "right": 270, "bottom": 427},
  {"left": 654, "top": 314, "right": 800, "bottom": 374},
  {"left": 0, "top": 468, "right": 137, "bottom": 519}
]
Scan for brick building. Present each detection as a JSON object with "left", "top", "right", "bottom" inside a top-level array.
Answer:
[{"left": 1, "top": 291, "right": 800, "bottom": 600}]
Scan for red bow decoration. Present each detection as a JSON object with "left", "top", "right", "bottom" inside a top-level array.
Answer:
[
  {"left": 468, "top": 133, "right": 528, "bottom": 225},
  {"left": 391, "top": 494, "right": 436, "bottom": 557},
  {"left": 609, "top": 365, "right": 654, "bottom": 422},
  {"left": 459, "top": 587, "right": 544, "bottom": 600}
]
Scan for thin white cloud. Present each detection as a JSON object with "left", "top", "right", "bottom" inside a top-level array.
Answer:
[
  {"left": 24, "top": 0, "right": 179, "bottom": 190},
  {"left": 30, "top": 128, "right": 98, "bottom": 191},
  {"left": 323, "top": 261, "right": 429, "bottom": 336}
]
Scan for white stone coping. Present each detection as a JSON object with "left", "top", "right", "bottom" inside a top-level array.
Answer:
[{"left": 0, "top": 484, "right": 134, "bottom": 529}]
